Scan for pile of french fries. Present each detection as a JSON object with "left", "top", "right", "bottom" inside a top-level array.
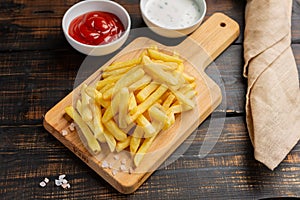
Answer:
[{"left": 65, "top": 46, "right": 197, "bottom": 167}]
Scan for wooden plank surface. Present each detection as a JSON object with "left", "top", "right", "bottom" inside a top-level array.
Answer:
[{"left": 0, "top": 0, "right": 300, "bottom": 199}]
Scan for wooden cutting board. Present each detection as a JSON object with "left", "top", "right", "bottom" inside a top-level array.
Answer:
[{"left": 43, "top": 13, "right": 239, "bottom": 194}]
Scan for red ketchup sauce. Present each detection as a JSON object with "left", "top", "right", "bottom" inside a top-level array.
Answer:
[{"left": 69, "top": 11, "right": 125, "bottom": 45}]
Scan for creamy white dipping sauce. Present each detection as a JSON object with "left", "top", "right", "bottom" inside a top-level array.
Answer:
[{"left": 145, "top": 0, "right": 202, "bottom": 29}]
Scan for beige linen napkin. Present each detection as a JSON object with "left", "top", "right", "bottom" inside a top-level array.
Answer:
[{"left": 244, "top": 0, "right": 300, "bottom": 170}]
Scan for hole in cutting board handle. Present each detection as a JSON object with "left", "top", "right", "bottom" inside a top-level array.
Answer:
[{"left": 220, "top": 22, "right": 226, "bottom": 27}]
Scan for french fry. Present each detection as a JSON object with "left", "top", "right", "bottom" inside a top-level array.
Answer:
[
  {"left": 118, "top": 87, "right": 130, "bottom": 129},
  {"left": 103, "top": 57, "right": 141, "bottom": 72},
  {"left": 134, "top": 136, "right": 156, "bottom": 167},
  {"left": 148, "top": 104, "right": 168, "bottom": 123},
  {"left": 104, "top": 120, "right": 127, "bottom": 142},
  {"left": 116, "top": 136, "right": 131, "bottom": 152},
  {"left": 102, "top": 105, "right": 114, "bottom": 123},
  {"left": 80, "top": 84, "right": 93, "bottom": 122},
  {"left": 96, "top": 74, "right": 123, "bottom": 90},
  {"left": 136, "top": 82, "right": 159, "bottom": 103},
  {"left": 98, "top": 82, "right": 115, "bottom": 94},
  {"left": 169, "top": 87, "right": 195, "bottom": 109},
  {"left": 129, "top": 84, "right": 168, "bottom": 123},
  {"left": 102, "top": 87, "right": 114, "bottom": 100},
  {"left": 65, "top": 106, "right": 101, "bottom": 154},
  {"left": 102, "top": 66, "right": 133, "bottom": 78},
  {"left": 177, "top": 63, "right": 184, "bottom": 72},
  {"left": 128, "top": 92, "right": 137, "bottom": 112},
  {"left": 143, "top": 56, "right": 178, "bottom": 86},
  {"left": 130, "top": 126, "right": 144, "bottom": 154},
  {"left": 103, "top": 129, "right": 116, "bottom": 152},
  {"left": 113, "top": 67, "right": 145, "bottom": 95},
  {"left": 89, "top": 99, "right": 106, "bottom": 143},
  {"left": 136, "top": 115, "right": 156, "bottom": 138},
  {"left": 162, "top": 93, "right": 176, "bottom": 109},
  {"left": 128, "top": 75, "right": 152, "bottom": 91},
  {"left": 147, "top": 48, "right": 183, "bottom": 64},
  {"left": 183, "top": 72, "right": 195, "bottom": 83}
]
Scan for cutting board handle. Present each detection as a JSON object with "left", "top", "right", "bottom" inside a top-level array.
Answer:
[{"left": 180, "top": 12, "right": 240, "bottom": 70}]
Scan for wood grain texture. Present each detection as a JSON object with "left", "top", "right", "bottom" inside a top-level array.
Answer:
[{"left": 0, "top": 0, "right": 300, "bottom": 199}]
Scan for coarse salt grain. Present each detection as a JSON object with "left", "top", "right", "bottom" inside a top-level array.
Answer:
[
  {"left": 101, "top": 160, "right": 109, "bottom": 168},
  {"left": 61, "top": 129, "right": 68, "bottom": 136},
  {"left": 44, "top": 177, "right": 49, "bottom": 183},
  {"left": 62, "top": 179, "right": 68, "bottom": 184},
  {"left": 39, "top": 181, "right": 47, "bottom": 187},
  {"left": 58, "top": 174, "right": 66, "bottom": 180},
  {"left": 68, "top": 123, "right": 76, "bottom": 131},
  {"left": 120, "top": 165, "right": 127, "bottom": 172},
  {"left": 55, "top": 179, "right": 62, "bottom": 186},
  {"left": 112, "top": 169, "right": 118, "bottom": 176}
]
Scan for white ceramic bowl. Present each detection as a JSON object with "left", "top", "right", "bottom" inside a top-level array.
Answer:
[
  {"left": 62, "top": 0, "right": 131, "bottom": 56},
  {"left": 140, "top": 0, "right": 206, "bottom": 38}
]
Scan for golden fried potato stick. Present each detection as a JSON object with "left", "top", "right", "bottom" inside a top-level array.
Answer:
[
  {"left": 136, "top": 115, "right": 156, "bottom": 138},
  {"left": 147, "top": 48, "right": 183, "bottom": 64},
  {"left": 65, "top": 106, "right": 101, "bottom": 154},
  {"left": 128, "top": 92, "right": 137, "bottom": 112},
  {"left": 136, "top": 82, "right": 159, "bottom": 103},
  {"left": 80, "top": 84, "right": 93, "bottom": 122},
  {"left": 116, "top": 136, "right": 131, "bottom": 152},
  {"left": 162, "top": 93, "right": 176, "bottom": 110},
  {"left": 128, "top": 75, "right": 152, "bottom": 91},
  {"left": 182, "top": 72, "right": 195, "bottom": 83},
  {"left": 89, "top": 99, "right": 106, "bottom": 143},
  {"left": 103, "top": 57, "right": 141, "bottom": 72},
  {"left": 134, "top": 136, "right": 156, "bottom": 167},
  {"left": 130, "top": 126, "right": 144, "bottom": 154},
  {"left": 103, "top": 129, "right": 116, "bottom": 152},
  {"left": 143, "top": 56, "right": 178, "bottom": 86},
  {"left": 118, "top": 87, "right": 130, "bottom": 129},
  {"left": 96, "top": 74, "right": 123, "bottom": 90},
  {"left": 112, "top": 67, "right": 145, "bottom": 96},
  {"left": 169, "top": 87, "right": 195, "bottom": 109},
  {"left": 102, "top": 105, "right": 114, "bottom": 123},
  {"left": 104, "top": 120, "right": 127, "bottom": 142},
  {"left": 129, "top": 84, "right": 168, "bottom": 123},
  {"left": 102, "top": 66, "right": 133, "bottom": 78}
]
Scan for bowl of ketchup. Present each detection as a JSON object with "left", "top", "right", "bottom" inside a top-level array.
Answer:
[{"left": 62, "top": 0, "right": 131, "bottom": 56}]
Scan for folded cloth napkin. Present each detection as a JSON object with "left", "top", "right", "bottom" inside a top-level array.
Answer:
[{"left": 243, "top": 0, "right": 300, "bottom": 170}]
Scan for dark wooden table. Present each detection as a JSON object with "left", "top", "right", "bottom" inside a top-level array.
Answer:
[{"left": 1, "top": 0, "right": 300, "bottom": 199}]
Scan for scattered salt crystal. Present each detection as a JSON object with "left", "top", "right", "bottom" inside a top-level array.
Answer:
[
  {"left": 39, "top": 181, "right": 46, "bottom": 187},
  {"left": 66, "top": 183, "right": 71, "bottom": 189},
  {"left": 120, "top": 165, "right": 127, "bottom": 172},
  {"left": 55, "top": 179, "right": 62, "bottom": 186},
  {"left": 58, "top": 174, "right": 66, "bottom": 180},
  {"left": 113, "top": 155, "right": 119, "bottom": 160},
  {"left": 62, "top": 179, "right": 68, "bottom": 184},
  {"left": 68, "top": 123, "right": 76, "bottom": 131},
  {"left": 101, "top": 160, "right": 109, "bottom": 168},
  {"left": 112, "top": 169, "right": 118, "bottom": 176},
  {"left": 44, "top": 177, "right": 49, "bottom": 183},
  {"left": 61, "top": 129, "right": 68, "bottom": 136},
  {"left": 121, "top": 158, "right": 126, "bottom": 165}
]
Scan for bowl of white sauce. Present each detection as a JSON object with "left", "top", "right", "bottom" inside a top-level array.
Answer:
[{"left": 140, "top": 0, "right": 206, "bottom": 38}]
